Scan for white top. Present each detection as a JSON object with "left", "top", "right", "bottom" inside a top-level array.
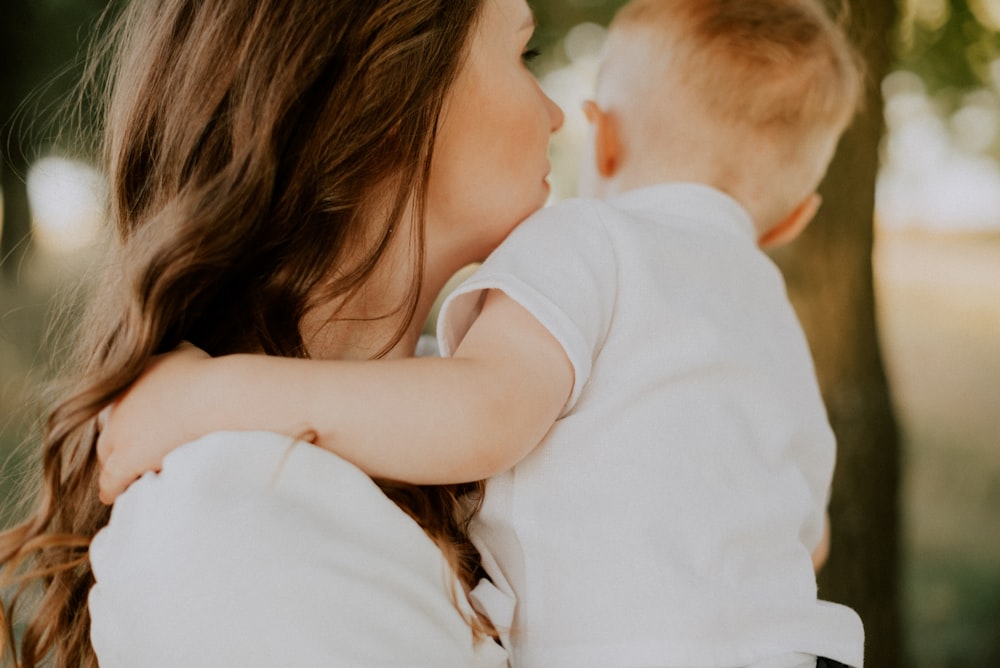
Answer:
[
  {"left": 439, "top": 183, "right": 865, "bottom": 668},
  {"left": 89, "top": 430, "right": 508, "bottom": 668}
]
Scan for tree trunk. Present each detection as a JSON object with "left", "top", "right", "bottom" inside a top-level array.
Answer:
[
  {"left": 770, "top": 1, "right": 902, "bottom": 665},
  {"left": 0, "top": 1, "right": 34, "bottom": 277}
]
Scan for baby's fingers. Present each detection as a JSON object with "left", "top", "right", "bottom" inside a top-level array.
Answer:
[
  {"left": 96, "top": 406, "right": 146, "bottom": 504},
  {"left": 97, "top": 452, "right": 140, "bottom": 505}
]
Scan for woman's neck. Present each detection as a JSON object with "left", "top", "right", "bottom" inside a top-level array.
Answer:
[
  {"left": 301, "top": 235, "right": 460, "bottom": 362},
  {"left": 300, "top": 183, "right": 485, "bottom": 361},
  {"left": 300, "top": 281, "right": 434, "bottom": 362}
]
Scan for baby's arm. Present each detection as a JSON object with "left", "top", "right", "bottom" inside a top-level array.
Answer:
[{"left": 97, "top": 289, "right": 573, "bottom": 502}]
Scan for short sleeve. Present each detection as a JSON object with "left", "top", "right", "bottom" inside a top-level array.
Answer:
[{"left": 437, "top": 200, "right": 618, "bottom": 414}]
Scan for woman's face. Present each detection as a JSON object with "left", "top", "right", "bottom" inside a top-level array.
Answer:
[{"left": 427, "top": 0, "right": 564, "bottom": 266}]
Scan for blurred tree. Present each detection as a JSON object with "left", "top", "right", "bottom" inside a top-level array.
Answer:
[
  {"left": 0, "top": 0, "right": 107, "bottom": 279},
  {"left": 770, "top": 1, "right": 903, "bottom": 666},
  {"left": 895, "top": 0, "right": 1000, "bottom": 160},
  {"left": 897, "top": 0, "right": 1000, "bottom": 95},
  {"left": 0, "top": 1, "right": 35, "bottom": 278}
]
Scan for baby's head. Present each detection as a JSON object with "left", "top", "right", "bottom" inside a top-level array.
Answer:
[{"left": 580, "top": 0, "right": 864, "bottom": 244}]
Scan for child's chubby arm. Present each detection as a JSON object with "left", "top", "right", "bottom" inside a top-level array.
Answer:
[{"left": 97, "top": 289, "right": 574, "bottom": 503}]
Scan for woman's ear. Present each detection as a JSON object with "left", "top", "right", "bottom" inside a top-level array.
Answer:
[
  {"left": 582, "top": 100, "right": 621, "bottom": 178},
  {"left": 758, "top": 193, "right": 822, "bottom": 248}
]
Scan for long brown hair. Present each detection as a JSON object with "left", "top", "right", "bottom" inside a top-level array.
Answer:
[{"left": 0, "top": 0, "right": 492, "bottom": 665}]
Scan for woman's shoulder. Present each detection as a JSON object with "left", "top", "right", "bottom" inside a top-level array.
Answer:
[
  {"left": 89, "top": 430, "right": 509, "bottom": 667},
  {"left": 518, "top": 195, "right": 614, "bottom": 232},
  {"left": 97, "top": 430, "right": 440, "bottom": 560}
]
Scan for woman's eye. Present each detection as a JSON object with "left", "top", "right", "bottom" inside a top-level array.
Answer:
[{"left": 521, "top": 48, "right": 541, "bottom": 63}]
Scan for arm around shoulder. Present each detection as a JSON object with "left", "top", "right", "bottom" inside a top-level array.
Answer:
[
  {"left": 289, "top": 288, "right": 575, "bottom": 483},
  {"left": 99, "top": 290, "right": 573, "bottom": 496}
]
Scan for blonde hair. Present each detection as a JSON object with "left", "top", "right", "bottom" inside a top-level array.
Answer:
[
  {"left": 595, "top": 0, "right": 865, "bottom": 226},
  {"left": 609, "top": 0, "right": 864, "bottom": 139}
]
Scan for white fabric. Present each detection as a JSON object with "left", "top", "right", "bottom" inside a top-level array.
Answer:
[
  {"left": 89, "top": 430, "right": 508, "bottom": 668},
  {"left": 438, "top": 183, "right": 865, "bottom": 668}
]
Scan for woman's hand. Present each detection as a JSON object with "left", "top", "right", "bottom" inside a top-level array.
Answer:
[{"left": 97, "top": 342, "right": 212, "bottom": 504}]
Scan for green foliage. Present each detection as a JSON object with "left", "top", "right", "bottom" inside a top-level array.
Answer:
[{"left": 895, "top": 0, "right": 1000, "bottom": 99}]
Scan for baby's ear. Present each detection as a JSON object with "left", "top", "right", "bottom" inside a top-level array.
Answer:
[
  {"left": 758, "top": 193, "right": 822, "bottom": 248},
  {"left": 582, "top": 100, "right": 620, "bottom": 178}
]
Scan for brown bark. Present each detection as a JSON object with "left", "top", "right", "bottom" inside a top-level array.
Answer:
[
  {"left": 769, "top": 1, "right": 903, "bottom": 665},
  {"left": 0, "top": 1, "right": 34, "bottom": 277}
]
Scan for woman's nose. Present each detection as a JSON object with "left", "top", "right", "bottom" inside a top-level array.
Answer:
[{"left": 546, "top": 93, "right": 565, "bottom": 133}]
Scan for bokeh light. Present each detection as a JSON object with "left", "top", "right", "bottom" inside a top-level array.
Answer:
[
  {"left": 970, "top": 0, "right": 1000, "bottom": 31},
  {"left": 878, "top": 70, "right": 1000, "bottom": 232},
  {"left": 27, "top": 156, "right": 106, "bottom": 255},
  {"left": 910, "top": 0, "right": 952, "bottom": 30}
]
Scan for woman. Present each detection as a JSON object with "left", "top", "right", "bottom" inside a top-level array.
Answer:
[{"left": 0, "top": 0, "right": 562, "bottom": 665}]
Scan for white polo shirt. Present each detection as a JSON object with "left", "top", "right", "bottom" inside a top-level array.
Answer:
[{"left": 439, "top": 183, "right": 864, "bottom": 667}]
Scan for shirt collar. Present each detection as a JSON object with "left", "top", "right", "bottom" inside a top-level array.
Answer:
[{"left": 606, "top": 182, "right": 758, "bottom": 243}]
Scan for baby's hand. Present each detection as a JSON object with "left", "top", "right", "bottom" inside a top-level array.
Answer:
[{"left": 97, "top": 342, "right": 212, "bottom": 504}]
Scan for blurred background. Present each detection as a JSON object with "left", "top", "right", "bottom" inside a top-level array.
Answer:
[{"left": 1, "top": 1, "right": 998, "bottom": 666}]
